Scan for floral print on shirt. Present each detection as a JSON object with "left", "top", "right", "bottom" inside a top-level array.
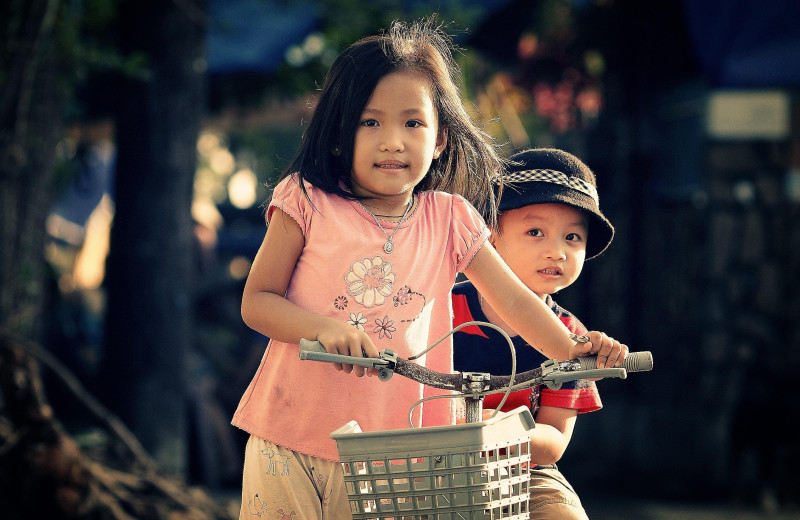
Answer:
[
  {"left": 345, "top": 256, "right": 395, "bottom": 307},
  {"left": 336, "top": 255, "right": 428, "bottom": 343},
  {"left": 346, "top": 312, "right": 368, "bottom": 331},
  {"left": 373, "top": 315, "right": 396, "bottom": 339}
]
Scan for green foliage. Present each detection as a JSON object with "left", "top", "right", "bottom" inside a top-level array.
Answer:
[
  {"left": 266, "top": 0, "right": 488, "bottom": 98},
  {"left": 1, "top": 0, "right": 156, "bottom": 124},
  {"left": 1, "top": 0, "right": 119, "bottom": 84}
]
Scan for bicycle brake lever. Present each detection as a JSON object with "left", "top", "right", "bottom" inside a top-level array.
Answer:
[{"left": 543, "top": 367, "right": 627, "bottom": 390}]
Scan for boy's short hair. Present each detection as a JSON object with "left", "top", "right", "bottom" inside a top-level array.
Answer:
[{"left": 498, "top": 148, "right": 614, "bottom": 259}]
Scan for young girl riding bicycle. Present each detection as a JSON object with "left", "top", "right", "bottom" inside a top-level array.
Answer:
[{"left": 233, "top": 17, "right": 627, "bottom": 519}]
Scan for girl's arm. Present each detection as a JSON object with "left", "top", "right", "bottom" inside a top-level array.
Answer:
[
  {"left": 464, "top": 244, "right": 625, "bottom": 366},
  {"left": 241, "top": 208, "right": 379, "bottom": 376},
  {"left": 528, "top": 406, "right": 577, "bottom": 466}
]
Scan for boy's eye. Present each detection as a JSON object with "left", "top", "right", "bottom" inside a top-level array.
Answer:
[
  {"left": 360, "top": 119, "right": 379, "bottom": 127},
  {"left": 566, "top": 232, "right": 583, "bottom": 242},
  {"left": 406, "top": 120, "right": 423, "bottom": 128},
  {"left": 527, "top": 229, "right": 543, "bottom": 237}
]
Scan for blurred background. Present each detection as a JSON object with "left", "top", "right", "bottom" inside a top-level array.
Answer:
[{"left": 2, "top": 0, "right": 799, "bottom": 518}]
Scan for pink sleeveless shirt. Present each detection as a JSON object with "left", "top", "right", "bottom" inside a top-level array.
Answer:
[{"left": 231, "top": 175, "right": 490, "bottom": 461}]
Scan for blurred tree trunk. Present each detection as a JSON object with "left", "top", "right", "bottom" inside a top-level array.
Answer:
[
  {"left": 0, "top": 0, "right": 69, "bottom": 337},
  {"left": 102, "top": 0, "right": 207, "bottom": 476},
  {"left": 0, "top": 1, "right": 218, "bottom": 517}
]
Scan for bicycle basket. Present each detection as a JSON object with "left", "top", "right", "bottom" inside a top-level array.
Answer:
[{"left": 330, "top": 406, "right": 534, "bottom": 520}]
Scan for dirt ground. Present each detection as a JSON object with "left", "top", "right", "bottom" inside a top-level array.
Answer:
[
  {"left": 585, "top": 501, "right": 800, "bottom": 520},
  {"left": 213, "top": 488, "right": 800, "bottom": 519}
]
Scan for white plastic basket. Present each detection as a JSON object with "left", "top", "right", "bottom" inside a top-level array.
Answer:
[{"left": 330, "top": 406, "right": 534, "bottom": 520}]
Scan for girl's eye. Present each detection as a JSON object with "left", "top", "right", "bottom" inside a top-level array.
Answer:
[
  {"left": 566, "top": 233, "right": 583, "bottom": 242},
  {"left": 527, "top": 229, "right": 543, "bottom": 237},
  {"left": 406, "top": 120, "right": 423, "bottom": 128},
  {"left": 360, "top": 119, "right": 379, "bottom": 127}
]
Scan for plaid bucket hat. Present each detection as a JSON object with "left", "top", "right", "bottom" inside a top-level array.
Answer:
[{"left": 498, "top": 148, "right": 615, "bottom": 259}]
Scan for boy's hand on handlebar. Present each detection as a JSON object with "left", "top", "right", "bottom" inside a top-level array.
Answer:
[
  {"left": 569, "top": 331, "right": 628, "bottom": 369},
  {"left": 316, "top": 325, "right": 379, "bottom": 377}
]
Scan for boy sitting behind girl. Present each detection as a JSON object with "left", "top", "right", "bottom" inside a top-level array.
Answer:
[{"left": 453, "top": 148, "right": 625, "bottom": 519}]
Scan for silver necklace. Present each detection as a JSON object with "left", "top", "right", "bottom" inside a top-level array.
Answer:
[{"left": 358, "top": 197, "right": 413, "bottom": 254}]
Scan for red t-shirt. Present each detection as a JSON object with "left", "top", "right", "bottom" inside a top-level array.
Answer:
[{"left": 452, "top": 281, "right": 601, "bottom": 414}]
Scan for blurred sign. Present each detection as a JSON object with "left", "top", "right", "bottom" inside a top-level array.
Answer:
[{"left": 706, "top": 90, "right": 790, "bottom": 140}]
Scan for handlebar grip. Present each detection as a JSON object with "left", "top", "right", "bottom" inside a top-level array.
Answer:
[
  {"left": 577, "top": 351, "right": 653, "bottom": 372},
  {"left": 299, "top": 338, "right": 326, "bottom": 354},
  {"left": 298, "top": 340, "right": 381, "bottom": 369}
]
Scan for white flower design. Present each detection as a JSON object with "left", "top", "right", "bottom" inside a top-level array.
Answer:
[
  {"left": 345, "top": 256, "right": 395, "bottom": 308},
  {"left": 346, "top": 312, "right": 368, "bottom": 331}
]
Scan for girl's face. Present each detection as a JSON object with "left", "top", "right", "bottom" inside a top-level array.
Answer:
[
  {"left": 351, "top": 70, "right": 446, "bottom": 210},
  {"left": 491, "top": 203, "right": 588, "bottom": 299}
]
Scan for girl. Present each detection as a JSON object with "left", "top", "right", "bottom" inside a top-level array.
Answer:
[{"left": 233, "top": 17, "right": 626, "bottom": 519}]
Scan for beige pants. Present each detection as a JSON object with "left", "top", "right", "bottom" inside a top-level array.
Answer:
[
  {"left": 239, "top": 435, "right": 352, "bottom": 520},
  {"left": 240, "top": 436, "right": 586, "bottom": 520},
  {"left": 528, "top": 465, "right": 589, "bottom": 520}
]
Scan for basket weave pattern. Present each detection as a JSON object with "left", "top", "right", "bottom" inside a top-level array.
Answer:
[{"left": 331, "top": 407, "right": 534, "bottom": 519}]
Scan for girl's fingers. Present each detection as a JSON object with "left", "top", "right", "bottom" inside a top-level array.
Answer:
[
  {"left": 571, "top": 331, "right": 629, "bottom": 369},
  {"left": 348, "top": 341, "right": 367, "bottom": 377},
  {"left": 343, "top": 335, "right": 378, "bottom": 377},
  {"left": 604, "top": 338, "right": 629, "bottom": 368},
  {"left": 591, "top": 333, "right": 629, "bottom": 368},
  {"left": 317, "top": 328, "right": 379, "bottom": 377},
  {"left": 602, "top": 337, "right": 619, "bottom": 368},
  {"left": 585, "top": 331, "right": 611, "bottom": 368}
]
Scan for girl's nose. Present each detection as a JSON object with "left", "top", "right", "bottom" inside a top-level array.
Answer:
[{"left": 380, "top": 128, "right": 404, "bottom": 152}]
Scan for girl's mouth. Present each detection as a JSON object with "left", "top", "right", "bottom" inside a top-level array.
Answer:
[{"left": 376, "top": 160, "right": 406, "bottom": 169}]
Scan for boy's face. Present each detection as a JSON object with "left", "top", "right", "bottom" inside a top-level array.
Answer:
[{"left": 491, "top": 203, "right": 588, "bottom": 299}]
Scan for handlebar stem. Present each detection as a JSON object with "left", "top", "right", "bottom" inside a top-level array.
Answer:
[{"left": 463, "top": 373, "right": 489, "bottom": 423}]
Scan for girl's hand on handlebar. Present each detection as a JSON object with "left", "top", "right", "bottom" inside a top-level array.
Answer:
[
  {"left": 569, "top": 331, "right": 629, "bottom": 369},
  {"left": 316, "top": 325, "right": 379, "bottom": 377}
]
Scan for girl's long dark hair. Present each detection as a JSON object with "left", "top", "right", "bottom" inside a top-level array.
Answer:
[{"left": 281, "top": 16, "right": 504, "bottom": 227}]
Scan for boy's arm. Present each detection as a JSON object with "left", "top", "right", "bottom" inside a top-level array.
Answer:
[
  {"left": 464, "top": 244, "right": 625, "bottom": 366},
  {"left": 529, "top": 406, "right": 577, "bottom": 466},
  {"left": 241, "top": 208, "right": 378, "bottom": 376},
  {"left": 465, "top": 405, "right": 577, "bottom": 465}
]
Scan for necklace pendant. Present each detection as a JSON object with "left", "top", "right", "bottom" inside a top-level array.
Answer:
[{"left": 357, "top": 196, "right": 413, "bottom": 256}]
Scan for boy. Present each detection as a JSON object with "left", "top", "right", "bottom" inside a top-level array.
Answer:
[{"left": 453, "top": 148, "right": 621, "bottom": 519}]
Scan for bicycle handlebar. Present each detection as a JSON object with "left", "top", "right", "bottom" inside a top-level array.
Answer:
[
  {"left": 575, "top": 352, "right": 653, "bottom": 372},
  {"left": 298, "top": 338, "right": 653, "bottom": 393}
]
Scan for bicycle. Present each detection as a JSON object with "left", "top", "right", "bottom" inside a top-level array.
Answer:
[{"left": 299, "top": 322, "right": 653, "bottom": 520}]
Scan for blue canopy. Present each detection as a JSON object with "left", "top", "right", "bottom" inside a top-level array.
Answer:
[{"left": 682, "top": 0, "right": 800, "bottom": 86}]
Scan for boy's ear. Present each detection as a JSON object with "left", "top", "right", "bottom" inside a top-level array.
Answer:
[
  {"left": 433, "top": 126, "right": 448, "bottom": 159},
  {"left": 488, "top": 227, "right": 500, "bottom": 248},
  {"left": 488, "top": 219, "right": 510, "bottom": 252}
]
